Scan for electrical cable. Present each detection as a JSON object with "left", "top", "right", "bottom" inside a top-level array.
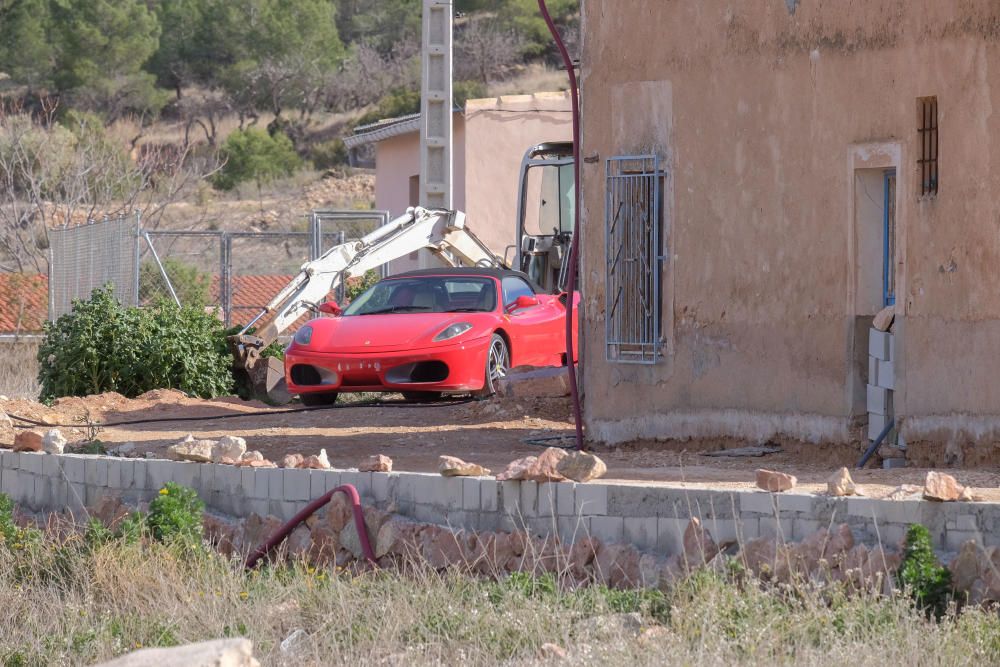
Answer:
[
  {"left": 537, "top": 0, "right": 585, "bottom": 451},
  {"left": 6, "top": 396, "right": 479, "bottom": 429}
]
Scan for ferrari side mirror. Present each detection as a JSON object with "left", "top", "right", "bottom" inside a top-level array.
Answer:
[
  {"left": 317, "top": 301, "right": 342, "bottom": 316},
  {"left": 510, "top": 295, "right": 540, "bottom": 311}
]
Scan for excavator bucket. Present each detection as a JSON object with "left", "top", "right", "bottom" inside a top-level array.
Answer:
[{"left": 228, "top": 334, "right": 291, "bottom": 404}]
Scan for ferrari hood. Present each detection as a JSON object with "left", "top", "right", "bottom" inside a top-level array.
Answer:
[{"left": 296, "top": 313, "right": 487, "bottom": 353}]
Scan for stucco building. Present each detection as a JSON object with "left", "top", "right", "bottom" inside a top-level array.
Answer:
[
  {"left": 578, "top": 1, "right": 1000, "bottom": 462},
  {"left": 345, "top": 92, "right": 572, "bottom": 271}
]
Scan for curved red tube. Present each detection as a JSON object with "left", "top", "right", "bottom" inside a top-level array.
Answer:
[
  {"left": 244, "top": 483, "right": 377, "bottom": 570},
  {"left": 537, "top": 0, "right": 584, "bottom": 450}
]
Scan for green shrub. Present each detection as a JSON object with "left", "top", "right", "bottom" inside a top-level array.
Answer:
[
  {"left": 139, "top": 258, "right": 212, "bottom": 306},
  {"left": 310, "top": 138, "right": 349, "bottom": 170},
  {"left": 37, "top": 286, "right": 233, "bottom": 401},
  {"left": 146, "top": 483, "right": 204, "bottom": 545},
  {"left": 213, "top": 128, "right": 302, "bottom": 191},
  {"left": 345, "top": 270, "right": 380, "bottom": 303},
  {"left": 897, "top": 524, "right": 953, "bottom": 619}
]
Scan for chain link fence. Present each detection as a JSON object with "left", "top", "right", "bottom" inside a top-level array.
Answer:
[
  {"left": 48, "top": 214, "right": 141, "bottom": 318},
  {"left": 48, "top": 210, "right": 391, "bottom": 329}
]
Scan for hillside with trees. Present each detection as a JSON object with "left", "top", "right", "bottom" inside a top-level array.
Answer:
[{"left": 0, "top": 0, "right": 578, "bottom": 275}]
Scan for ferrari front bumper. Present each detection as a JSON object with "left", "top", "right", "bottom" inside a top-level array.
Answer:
[{"left": 285, "top": 335, "right": 491, "bottom": 395}]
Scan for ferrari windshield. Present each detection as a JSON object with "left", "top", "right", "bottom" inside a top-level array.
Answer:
[{"left": 342, "top": 276, "right": 498, "bottom": 316}]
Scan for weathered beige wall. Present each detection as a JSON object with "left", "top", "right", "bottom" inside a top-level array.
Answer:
[
  {"left": 579, "top": 0, "right": 1000, "bottom": 449},
  {"left": 463, "top": 93, "right": 573, "bottom": 262},
  {"left": 374, "top": 119, "right": 466, "bottom": 272}
]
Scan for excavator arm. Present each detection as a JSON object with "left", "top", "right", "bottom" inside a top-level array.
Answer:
[{"left": 227, "top": 207, "right": 503, "bottom": 398}]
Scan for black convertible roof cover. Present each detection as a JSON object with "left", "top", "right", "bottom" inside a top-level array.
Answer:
[{"left": 389, "top": 267, "right": 546, "bottom": 293}]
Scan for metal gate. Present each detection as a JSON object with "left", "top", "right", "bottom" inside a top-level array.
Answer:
[{"left": 605, "top": 156, "right": 665, "bottom": 364}]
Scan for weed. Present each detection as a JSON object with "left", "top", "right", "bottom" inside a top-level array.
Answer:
[
  {"left": 897, "top": 524, "right": 953, "bottom": 619},
  {"left": 145, "top": 483, "right": 204, "bottom": 545}
]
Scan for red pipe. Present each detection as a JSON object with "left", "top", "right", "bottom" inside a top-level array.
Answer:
[
  {"left": 538, "top": 0, "right": 584, "bottom": 451},
  {"left": 244, "top": 484, "right": 377, "bottom": 569}
]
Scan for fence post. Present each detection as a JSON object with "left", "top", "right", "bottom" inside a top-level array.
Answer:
[{"left": 221, "top": 234, "right": 232, "bottom": 328}]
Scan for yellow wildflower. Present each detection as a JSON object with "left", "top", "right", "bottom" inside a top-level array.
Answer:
[
  {"left": 159, "top": 488, "right": 169, "bottom": 495},
  {"left": 239, "top": 591, "right": 249, "bottom": 600}
]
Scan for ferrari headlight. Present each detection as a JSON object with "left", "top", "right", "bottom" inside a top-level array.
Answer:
[
  {"left": 433, "top": 322, "right": 472, "bottom": 341},
  {"left": 293, "top": 326, "right": 313, "bottom": 345}
]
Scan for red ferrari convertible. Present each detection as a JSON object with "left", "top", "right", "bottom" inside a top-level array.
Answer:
[{"left": 284, "top": 268, "right": 579, "bottom": 405}]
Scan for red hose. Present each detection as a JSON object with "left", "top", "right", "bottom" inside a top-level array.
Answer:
[
  {"left": 244, "top": 484, "right": 377, "bottom": 569},
  {"left": 538, "top": 0, "right": 584, "bottom": 451}
]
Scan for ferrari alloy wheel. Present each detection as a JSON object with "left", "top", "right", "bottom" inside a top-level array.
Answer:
[
  {"left": 300, "top": 391, "right": 339, "bottom": 407},
  {"left": 477, "top": 334, "right": 509, "bottom": 397}
]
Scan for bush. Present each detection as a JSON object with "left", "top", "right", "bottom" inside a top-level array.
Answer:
[
  {"left": 309, "top": 138, "right": 349, "bottom": 170},
  {"left": 37, "top": 286, "right": 233, "bottom": 402},
  {"left": 345, "top": 270, "right": 380, "bottom": 303},
  {"left": 897, "top": 524, "right": 953, "bottom": 619},
  {"left": 139, "top": 257, "right": 212, "bottom": 305},
  {"left": 213, "top": 128, "right": 301, "bottom": 191},
  {"left": 146, "top": 483, "right": 204, "bottom": 545}
]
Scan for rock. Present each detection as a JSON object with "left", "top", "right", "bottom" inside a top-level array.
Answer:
[
  {"left": 755, "top": 468, "right": 797, "bottom": 492},
  {"left": 212, "top": 435, "right": 247, "bottom": 462},
  {"left": 824, "top": 523, "right": 855, "bottom": 561},
  {"left": 13, "top": 429, "right": 43, "bottom": 452},
  {"left": 419, "top": 525, "right": 466, "bottom": 569},
  {"left": 322, "top": 492, "right": 353, "bottom": 532},
  {"left": 682, "top": 517, "right": 720, "bottom": 565},
  {"left": 594, "top": 543, "right": 641, "bottom": 588},
  {"left": 375, "top": 516, "right": 421, "bottom": 558},
  {"left": 302, "top": 449, "right": 332, "bottom": 470},
  {"left": 495, "top": 455, "right": 536, "bottom": 481},
  {"left": 88, "top": 494, "right": 131, "bottom": 530},
  {"left": 556, "top": 450, "right": 607, "bottom": 483},
  {"left": 495, "top": 365, "right": 571, "bottom": 398},
  {"left": 739, "top": 537, "right": 781, "bottom": 578},
  {"left": 109, "top": 442, "right": 136, "bottom": 457},
  {"left": 923, "top": 471, "right": 966, "bottom": 502},
  {"left": 284, "top": 525, "right": 312, "bottom": 559},
  {"left": 950, "top": 540, "right": 985, "bottom": 593},
  {"left": 359, "top": 453, "right": 392, "bottom": 472},
  {"left": 496, "top": 448, "right": 567, "bottom": 482},
  {"left": 568, "top": 536, "right": 601, "bottom": 579},
  {"left": 281, "top": 453, "right": 304, "bottom": 469},
  {"left": 42, "top": 428, "right": 67, "bottom": 455},
  {"left": 873, "top": 305, "right": 895, "bottom": 332},
  {"left": 827, "top": 467, "right": 857, "bottom": 496},
  {"left": 438, "top": 455, "right": 490, "bottom": 477},
  {"left": 241, "top": 450, "right": 264, "bottom": 463},
  {"left": 92, "top": 638, "right": 259, "bottom": 667},
  {"left": 886, "top": 483, "right": 922, "bottom": 500},
  {"left": 341, "top": 507, "right": 387, "bottom": 560},
  {"left": 167, "top": 436, "right": 215, "bottom": 463}
]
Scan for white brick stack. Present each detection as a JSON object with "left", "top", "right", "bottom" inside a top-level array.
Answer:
[{"left": 867, "top": 328, "right": 895, "bottom": 440}]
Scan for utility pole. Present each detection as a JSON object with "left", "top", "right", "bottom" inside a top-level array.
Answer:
[{"left": 420, "top": 0, "right": 453, "bottom": 210}]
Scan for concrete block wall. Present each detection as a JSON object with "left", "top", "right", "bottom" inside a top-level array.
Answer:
[{"left": 1, "top": 451, "right": 996, "bottom": 556}]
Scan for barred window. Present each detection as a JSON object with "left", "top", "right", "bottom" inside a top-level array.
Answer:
[
  {"left": 605, "top": 156, "right": 665, "bottom": 364},
  {"left": 918, "top": 97, "right": 938, "bottom": 197}
]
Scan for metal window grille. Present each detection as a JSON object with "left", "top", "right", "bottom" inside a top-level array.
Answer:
[
  {"left": 918, "top": 97, "right": 938, "bottom": 196},
  {"left": 605, "top": 155, "right": 664, "bottom": 364}
]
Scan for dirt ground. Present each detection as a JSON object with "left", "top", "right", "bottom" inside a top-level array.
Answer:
[{"left": 4, "top": 390, "right": 1000, "bottom": 501}]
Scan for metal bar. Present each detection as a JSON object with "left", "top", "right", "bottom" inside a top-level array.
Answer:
[
  {"left": 857, "top": 418, "right": 896, "bottom": 469},
  {"left": 142, "top": 232, "right": 181, "bottom": 307}
]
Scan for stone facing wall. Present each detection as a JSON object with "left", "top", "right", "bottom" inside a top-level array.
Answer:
[{"left": 1, "top": 450, "right": 994, "bottom": 555}]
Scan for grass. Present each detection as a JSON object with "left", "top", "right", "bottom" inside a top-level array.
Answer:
[
  {"left": 0, "top": 534, "right": 998, "bottom": 666},
  {"left": 0, "top": 339, "right": 40, "bottom": 399}
]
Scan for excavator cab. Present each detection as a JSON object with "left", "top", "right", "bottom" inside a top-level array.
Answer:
[{"left": 512, "top": 142, "right": 575, "bottom": 293}]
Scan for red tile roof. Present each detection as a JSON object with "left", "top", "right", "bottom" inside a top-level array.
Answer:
[
  {"left": 0, "top": 273, "right": 47, "bottom": 334},
  {"left": 0, "top": 273, "right": 308, "bottom": 333}
]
